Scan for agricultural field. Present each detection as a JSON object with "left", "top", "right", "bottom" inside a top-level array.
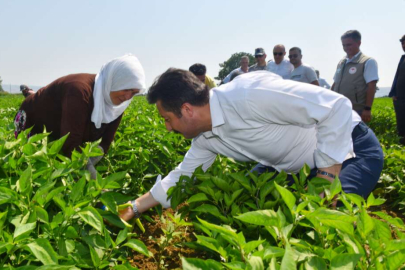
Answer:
[{"left": 1, "top": 93, "right": 405, "bottom": 269}]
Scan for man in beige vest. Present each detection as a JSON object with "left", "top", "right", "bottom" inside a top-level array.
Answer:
[{"left": 332, "top": 30, "right": 379, "bottom": 123}]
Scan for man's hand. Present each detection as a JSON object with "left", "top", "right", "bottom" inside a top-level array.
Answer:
[
  {"left": 361, "top": 110, "right": 372, "bottom": 123},
  {"left": 119, "top": 201, "right": 135, "bottom": 222}
]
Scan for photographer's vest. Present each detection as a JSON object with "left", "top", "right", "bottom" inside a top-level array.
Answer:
[{"left": 333, "top": 52, "right": 371, "bottom": 112}]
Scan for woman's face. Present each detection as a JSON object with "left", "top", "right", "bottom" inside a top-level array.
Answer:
[{"left": 109, "top": 89, "right": 140, "bottom": 105}]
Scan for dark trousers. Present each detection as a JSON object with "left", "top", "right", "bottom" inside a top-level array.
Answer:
[
  {"left": 394, "top": 98, "right": 405, "bottom": 144},
  {"left": 251, "top": 122, "right": 384, "bottom": 198}
]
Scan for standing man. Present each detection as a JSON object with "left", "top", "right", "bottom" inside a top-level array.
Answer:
[
  {"left": 20, "top": 84, "right": 35, "bottom": 98},
  {"left": 249, "top": 48, "right": 268, "bottom": 72},
  {"left": 289, "top": 47, "right": 319, "bottom": 85},
  {"left": 189, "top": 63, "right": 217, "bottom": 90},
  {"left": 388, "top": 35, "right": 405, "bottom": 145},
  {"left": 331, "top": 30, "right": 379, "bottom": 123},
  {"left": 315, "top": 70, "right": 331, "bottom": 89},
  {"left": 119, "top": 69, "right": 383, "bottom": 220},
  {"left": 222, "top": 56, "right": 249, "bottom": 84},
  {"left": 267, "top": 44, "right": 294, "bottom": 79}
]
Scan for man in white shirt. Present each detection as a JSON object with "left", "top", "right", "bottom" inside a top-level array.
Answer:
[
  {"left": 289, "top": 47, "right": 319, "bottom": 85},
  {"left": 315, "top": 70, "right": 331, "bottom": 89},
  {"left": 267, "top": 44, "right": 294, "bottom": 79},
  {"left": 331, "top": 30, "right": 379, "bottom": 123},
  {"left": 222, "top": 56, "right": 249, "bottom": 84},
  {"left": 119, "top": 69, "right": 383, "bottom": 219}
]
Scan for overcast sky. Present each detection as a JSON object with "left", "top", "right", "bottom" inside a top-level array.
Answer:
[{"left": 0, "top": 0, "right": 404, "bottom": 89}]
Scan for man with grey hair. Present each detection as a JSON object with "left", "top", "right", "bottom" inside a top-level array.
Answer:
[
  {"left": 332, "top": 30, "right": 379, "bottom": 123},
  {"left": 267, "top": 44, "right": 294, "bottom": 79},
  {"left": 289, "top": 47, "right": 319, "bottom": 85},
  {"left": 222, "top": 56, "right": 249, "bottom": 84}
]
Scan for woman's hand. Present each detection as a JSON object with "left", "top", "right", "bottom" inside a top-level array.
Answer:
[{"left": 119, "top": 201, "right": 135, "bottom": 222}]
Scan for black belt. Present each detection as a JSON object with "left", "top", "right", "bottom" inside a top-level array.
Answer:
[{"left": 352, "top": 121, "right": 368, "bottom": 139}]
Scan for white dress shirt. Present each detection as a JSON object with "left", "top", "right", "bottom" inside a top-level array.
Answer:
[
  {"left": 151, "top": 71, "right": 361, "bottom": 207},
  {"left": 267, "top": 59, "right": 294, "bottom": 79},
  {"left": 333, "top": 51, "right": 379, "bottom": 83}
]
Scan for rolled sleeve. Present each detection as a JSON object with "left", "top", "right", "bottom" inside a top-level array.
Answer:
[
  {"left": 364, "top": 58, "right": 379, "bottom": 84},
  {"left": 149, "top": 136, "right": 217, "bottom": 208}
]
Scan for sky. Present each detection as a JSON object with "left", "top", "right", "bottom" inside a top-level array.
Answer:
[{"left": 0, "top": 0, "right": 404, "bottom": 90}]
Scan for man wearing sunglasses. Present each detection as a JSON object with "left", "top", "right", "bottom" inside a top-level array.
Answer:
[
  {"left": 248, "top": 48, "right": 268, "bottom": 72},
  {"left": 289, "top": 47, "right": 319, "bottom": 86},
  {"left": 388, "top": 35, "right": 405, "bottom": 145},
  {"left": 267, "top": 44, "right": 294, "bottom": 79},
  {"left": 331, "top": 30, "right": 379, "bottom": 123}
]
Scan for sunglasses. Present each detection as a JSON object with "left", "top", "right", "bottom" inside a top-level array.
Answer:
[
  {"left": 255, "top": 55, "right": 264, "bottom": 58},
  {"left": 288, "top": 54, "right": 299, "bottom": 59},
  {"left": 273, "top": 52, "right": 283, "bottom": 56}
]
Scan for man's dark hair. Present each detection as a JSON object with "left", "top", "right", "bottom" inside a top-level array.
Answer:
[
  {"left": 341, "top": 30, "right": 362, "bottom": 41},
  {"left": 400, "top": 35, "right": 405, "bottom": 42},
  {"left": 147, "top": 68, "right": 210, "bottom": 117},
  {"left": 289, "top": 47, "right": 302, "bottom": 54},
  {"left": 189, "top": 63, "right": 207, "bottom": 76}
]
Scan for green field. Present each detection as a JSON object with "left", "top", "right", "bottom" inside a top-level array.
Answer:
[{"left": 0, "top": 94, "right": 405, "bottom": 269}]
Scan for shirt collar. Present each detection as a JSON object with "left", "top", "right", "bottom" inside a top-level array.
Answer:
[{"left": 346, "top": 51, "right": 361, "bottom": 63}]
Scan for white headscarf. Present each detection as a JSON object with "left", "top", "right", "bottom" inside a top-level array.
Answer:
[{"left": 91, "top": 54, "right": 146, "bottom": 128}]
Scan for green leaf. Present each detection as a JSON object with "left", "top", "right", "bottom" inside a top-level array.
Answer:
[
  {"left": 330, "top": 253, "right": 362, "bottom": 270},
  {"left": 357, "top": 208, "right": 374, "bottom": 239},
  {"left": 123, "top": 239, "right": 152, "bottom": 257},
  {"left": 195, "top": 235, "right": 227, "bottom": 259},
  {"left": 17, "top": 165, "right": 32, "bottom": 195},
  {"left": 235, "top": 210, "right": 279, "bottom": 226},
  {"left": 192, "top": 204, "right": 227, "bottom": 222},
  {"left": 0, "top": 210, "right": 8, "bottom": 231},
  {"left": 280, "top": 243, "right": 296, "bottom": 270},
  {"left": 329, "top": 178, "right": 342, "bottom": 199},
  {"left": 262, "top": 246, "right": 285, "bottom": 259},
  {"left": 100, "top": 192, "right": 118, "bottom": 215},
  {"left": 230, "top": 173, "right": 252, "bottom": 192},
  {"left": 99, "top": 171, "right": 127, "bottom": 189},
  {"left": 222, "top": 261, "right": 246, "bottom": 270},
  {"left": 387, "top": 250, "right": 405, "bottom": 270},
  {"left": 247, "top": 256, "right": 264, "bottom": 270},
  {"left": 65, "top": 226, "right": 80, "bottom": 239},
  {"left": 307, "top": 208, "right": 356, "bottom": 235},
  {"left": 14, "top": 222, "right": 36, "bottom": 241},
  {"left": 197, "top": 217, "right": 238, "bottom": 240},
  {"left": 305, "top": 256, "right": 327, "bottom": 270},
  {"left": 116, "top": 227, "right": 128, "bottom": 245},
  {"left": 373, "top": 211, "right": 405, "bottom": 229},
  {"left": 211, "top": 176, "right": 231, "bottom": 192},
  {"left": 35, "top": 206, "right": 49, "bottom": 223},
  {"left": 274, "top": 183, "right": 296, "bottom": 213},
  {"left": 373, "top": 219, "right": 392, "bottom": 240},
  {"left": 181, "top": 257, "right": 223, "bottom": 270},
  {"left": 27, "top": 238, "right": 59, "bottom": 265},
  {"left": 70, "top": 177, "right": 86, "bottom": 203},
  {"left": 89, "top": 245, "right": 100, "bottom": 267},
  {"left": 244, "top": 240, "right": 265, "bottom": 255},
  {"left": 187, "top": 193, "right": 209, "bottom": 204},
  {"left": 48, "top": 133, "right": 69, "bottom": 156},
  {"left": 78, "top": 206, "right": 104, "bottom": 233}
]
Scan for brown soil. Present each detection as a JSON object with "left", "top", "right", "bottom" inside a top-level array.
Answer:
[{"left": 128, "top": 208, "right": 209, "bottom": 270}]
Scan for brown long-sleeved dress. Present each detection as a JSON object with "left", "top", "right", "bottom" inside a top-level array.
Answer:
[{"left": 15, "top": 73, "right": 123, "bottom": 157}]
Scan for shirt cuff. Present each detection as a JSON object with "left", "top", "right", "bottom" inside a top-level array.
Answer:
[
  {"left": 314, "top": 149, "right": 341, "bottom": 168},
  {"left": 150, "top": 175, "right": 171, "bottom": 208}
]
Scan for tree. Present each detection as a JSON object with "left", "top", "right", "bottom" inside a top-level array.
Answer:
[
  {"left": 0, "top": 76, "right": 4, "bottom": 92},
  {"left": 215, "top": 52, "right": 255, "bottom": 82}
]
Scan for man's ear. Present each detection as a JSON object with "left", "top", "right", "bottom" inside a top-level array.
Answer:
[{"left": 181, "top": 103, "right": 194, "bottom": 117}]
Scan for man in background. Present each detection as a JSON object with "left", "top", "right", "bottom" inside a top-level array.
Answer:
[
  {"left": 20, "top": 84, "right": 35, "bottom": 98},
  {"left": 331, "top": 30, "right": 379, "bottom": 123},
  {"left": 267, "top": 44, "right": 294, "bottom": 79},
  {"left": 189, "top": 63, "right": 216, "bottom": 90},
  {"left": 389, "top": 35, "right": 405, "bottom": 144},
  {"left": 289, "top": 47, "right": 319, "bottom": 85},
  {"left": 316, "top": 70, "right": 331, "bottom": 89},
  {"left": 222, "top": 56, "right": 249, "bottom": 84},
  {"left": 249, "top": 48, "right": 268, "bottom": 72}
]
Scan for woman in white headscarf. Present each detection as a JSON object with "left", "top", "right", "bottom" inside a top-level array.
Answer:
[{"left": 15, "top": 54, "right": 146, "bottom": 177}]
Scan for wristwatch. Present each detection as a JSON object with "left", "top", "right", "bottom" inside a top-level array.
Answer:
[
  {"left": 131, "top": 200, "right": 141, "bottom": 219},
  {"left": 317, "top": 170, "right": 336, "bottom": 179},
  {"left": 364, "top": 106, "right": 372, "bottom": 111}
]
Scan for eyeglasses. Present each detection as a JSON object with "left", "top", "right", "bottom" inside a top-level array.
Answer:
[
  {"left": 288, "top": 54, "right": 299, "bottom": 59},
  {"left": 273, "top": 52, "right": 283, "bottom": 56},
  {"left": 255, "top": 55, "right": 264, "bottom": 58}
]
